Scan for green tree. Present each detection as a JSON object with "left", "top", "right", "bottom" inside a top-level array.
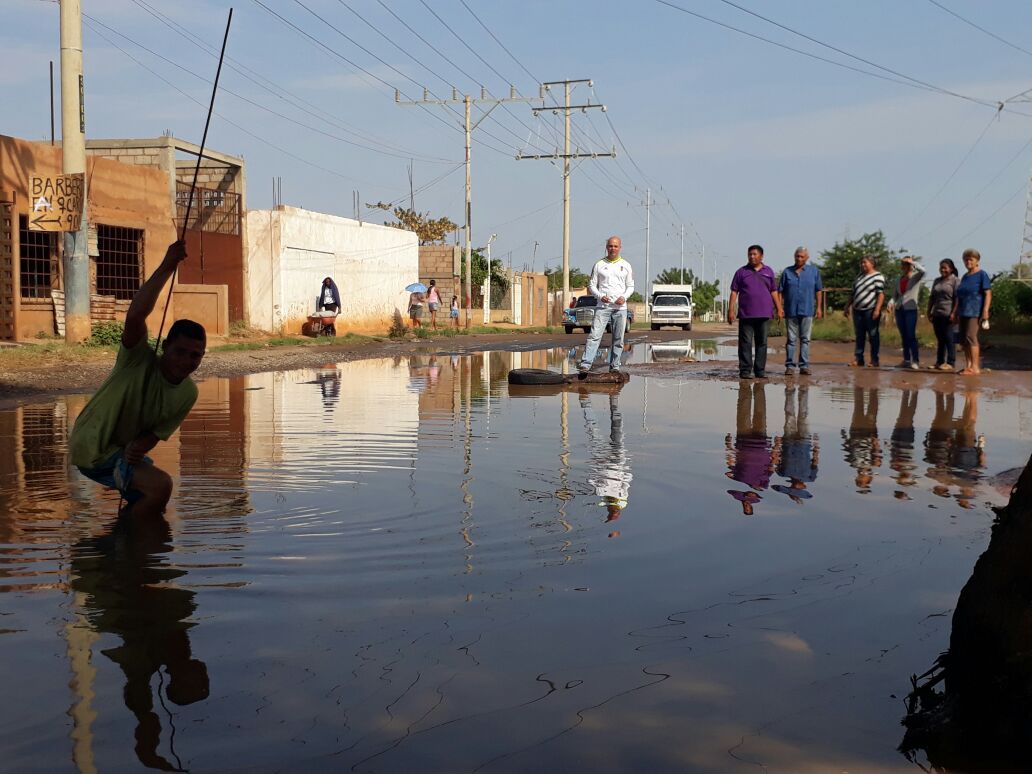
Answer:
[
  {"left": 544, "top": 266, "right": 591, "bottom": 291},
  {"left": 651, "top": 267, "right": 719, "bottom": 313},
  {"left": 460, "top": 249, "right": 509, "bottom": 293},
  {"left": 817, "top": 230, "right": 909, "bottom": 308},
  {"left": 368, "top": 202, "right": 457, "bottom": 245},
  {"left": 628, "top": 291, "right": 644, "bottom": 303}
]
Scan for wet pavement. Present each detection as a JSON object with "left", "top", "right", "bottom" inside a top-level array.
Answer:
[{"left": 1, "top": 343, "right": 1029, "bottom": 772}]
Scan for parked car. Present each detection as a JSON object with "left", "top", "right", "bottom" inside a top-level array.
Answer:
[{"left": 563, "top": 295, "right": 635, "bottom": 334}]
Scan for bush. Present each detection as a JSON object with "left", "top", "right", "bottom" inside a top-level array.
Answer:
[
  {"left": 88, "top": 320, "right": 124, "bottom": 346},
  {"left": 990, "top": 279, "right": 1032, "bottom": 320},
  {"left": 388, "top": 310, "right": 408, "bottom": 339}
]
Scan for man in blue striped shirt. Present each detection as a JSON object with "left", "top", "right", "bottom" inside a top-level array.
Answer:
[
  {"left": 778, "top": 246, "right": 823, "bottom": 375},
  {"left": 844, "top": 255, "right": 886, "bottom": 367}
]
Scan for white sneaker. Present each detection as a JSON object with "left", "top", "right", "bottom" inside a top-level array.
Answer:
[{"left": 909, "top": 362, "right": 920, "bottom": 370}]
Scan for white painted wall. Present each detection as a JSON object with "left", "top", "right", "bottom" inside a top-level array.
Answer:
[{"left": 246, "top": 206, "right": 418, "bottom": 333}]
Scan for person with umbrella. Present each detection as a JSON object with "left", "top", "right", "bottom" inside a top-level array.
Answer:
[{"left": 406, "top": 282, "right": 427, "bottom": 328}]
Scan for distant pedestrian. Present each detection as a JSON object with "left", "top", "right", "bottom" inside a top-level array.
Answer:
[
  {"left": 889, "top": 256, "right": 926, "bottom": 369},
  {"left": 408, "top": 289, "right": 425, "bottom": 328},
  {"left": 952, "top": 248, "right": 993, "bottom": 375},
  {"left": 778, "top": 246, "right": 823, "bottom": 376},
  {"left": 317, "top": 277, "right": 340, "bottom": 336},
  {"left": 844, "top": 255, "right": 886, "bottom": 367},
  {"left": 927, "top": 259, "right": 959, "bottom": 370},
  {"left": 728, "top": 244, "right": 783, "bottom": 379},
  {"left": 426, "top": 279, "right": 442, "bottom": 329},
  {"left": 449, "top": 294, "right": 460, "bottom": 327},
  {"left": 578, "top": 235, "right": 634, "bottom": 373}
]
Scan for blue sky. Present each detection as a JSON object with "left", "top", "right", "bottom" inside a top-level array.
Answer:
[{"left": 5, "top": 0, "right": 1032, "bottom": 289}]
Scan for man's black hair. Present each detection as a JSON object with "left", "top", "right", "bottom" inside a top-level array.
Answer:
[
  {"left": 748, "top": 244, "right": 764, "bottom": 256},
  {"left": 165, "top": 319, "right": 206, "bottom": 345}
]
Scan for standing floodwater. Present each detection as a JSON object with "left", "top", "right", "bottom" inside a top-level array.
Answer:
[{"left": 0, "top": 346, "right": 1028, "bottom": 772}]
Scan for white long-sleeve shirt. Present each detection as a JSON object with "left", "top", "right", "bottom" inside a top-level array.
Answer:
[{"left": 588, "top": 257, "right": 635, "bottom": 309}]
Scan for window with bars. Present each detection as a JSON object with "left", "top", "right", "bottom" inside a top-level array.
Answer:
[
  {"left": 96, "top": 224, "right": 143, "bottom": 300},
  {"left": 18, "top": 215, "right": 58, "bottom": 299}
]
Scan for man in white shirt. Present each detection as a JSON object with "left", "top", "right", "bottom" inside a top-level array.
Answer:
[{"left": 578, "top": 235, "right": 635, "bottom": 373}]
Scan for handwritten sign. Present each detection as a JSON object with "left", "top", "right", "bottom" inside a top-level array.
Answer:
[{"left": 28, "top": 173, "right": 84, "bottom": 232}]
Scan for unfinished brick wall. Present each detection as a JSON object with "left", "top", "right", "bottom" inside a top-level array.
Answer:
[{"left": 418, "top": 244, "right": 460, "bottom": 307}]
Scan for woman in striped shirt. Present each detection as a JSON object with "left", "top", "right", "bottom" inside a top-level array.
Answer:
[{"left": 843, "top": 255, "right": 886, "bottom": 367}]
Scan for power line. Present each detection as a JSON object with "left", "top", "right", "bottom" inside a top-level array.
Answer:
[
  {"left": 926, "top": 0, "right": 1032, "bottom": 60},
  {"left": 457, "top": 0, "right": 540, "bottom": 85},
  {"left": 938, "top": 180, "right": 1027, "bottom": 253}
]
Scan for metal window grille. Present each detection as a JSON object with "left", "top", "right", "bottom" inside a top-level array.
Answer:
[
  {"left": 18, "top": 215, "right": 58, "bottom": 299},
  {"left": 96, "top": 225, "right": 143, "bottom": 300},
  {"left": 176, "top": 182, "right": 241, "bottom": 235}
]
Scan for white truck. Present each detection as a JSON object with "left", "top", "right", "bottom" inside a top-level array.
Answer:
[{"left": 649, "top": 284, "right": 693, "bottom": 330}]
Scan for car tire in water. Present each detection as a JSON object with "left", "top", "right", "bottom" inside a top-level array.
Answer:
[{"left": 507, "top": 368, "right": 566, "bottom": 385}]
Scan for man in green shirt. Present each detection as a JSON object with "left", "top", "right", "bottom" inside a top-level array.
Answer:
[{"left": 71, "top": 240, "right": 206, "bottom": 519}]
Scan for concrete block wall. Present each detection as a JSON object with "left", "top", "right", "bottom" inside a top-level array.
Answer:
[{"left": 418, "top": 244, "right": 460, "bottom": 306}]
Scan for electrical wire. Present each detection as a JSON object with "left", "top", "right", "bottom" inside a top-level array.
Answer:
[
  {"left": 457, "top": 0, "right": 541, "bottom": 86},
  {"left": 938, "top": 180, "right": 1027, "bottom": 254},
  {"left": 925, "top": 0, "right": 1032, "bottom": 60}
]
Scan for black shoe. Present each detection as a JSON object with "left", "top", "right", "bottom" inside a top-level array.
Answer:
[
  {"left": 754, "top": 372, "right": 767, "bottom": 379},
  {"left": 739, "top": 373, "right": 753, "bottom": 380},
  {"left": 799, "top": 368, "right": 811, "bottom": 376}
]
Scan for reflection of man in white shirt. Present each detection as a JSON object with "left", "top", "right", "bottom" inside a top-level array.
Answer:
[
  {"left": 583, "top": 392, "right": 632, "bottom": 538},
  {"left": 578, "top": 236, "right": 635, "bottom": 374}
]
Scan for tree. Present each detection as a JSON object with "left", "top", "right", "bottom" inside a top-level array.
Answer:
[
  {"left": 460, "top": 249, "right": 509, "bottom": 294},
  {"left": 544, "top": 266, "right": 591, "bottom": 291},
  {"left": 651, "top": 267, "right": 719, "bottom": 314},
  {"left": 817, "top": 230, "right": 910, "bottom": 308},
  {"left": 367, "top": 202, "right": 457, "bottom": 245},
  {"left": 628, "top": 292, "right": 644, "bottom": 303}
]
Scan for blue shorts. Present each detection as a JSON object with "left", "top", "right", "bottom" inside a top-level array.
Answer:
[
  {"left": 78, "top": 450, "right": 153, "bottom": 504},
  {"left": 449, "top": 309, "right": 459, "bottom": 318}
]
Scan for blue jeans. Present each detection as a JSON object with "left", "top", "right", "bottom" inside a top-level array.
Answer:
[
  {"left": 895, "top": 307, "right": 919, "bottom": 363},
  {"left": 579, "top": 306, "right": 627, "bottom": 369},
  {"left": 785, "top": 316, "right": 813, "bottom": 369},
  {"left": 852, "top": 309, "right": 880, "bottom": 365},
  {"left": 738, "top": 318, "right": 770, "bottom": 377}
]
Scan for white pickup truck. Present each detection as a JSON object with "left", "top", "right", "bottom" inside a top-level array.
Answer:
[{"left": 649, "top": 284, "right": 693, "bottom": 330}]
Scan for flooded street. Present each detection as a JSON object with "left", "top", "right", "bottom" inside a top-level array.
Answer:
[{"left": 1, "top": 344, "right": 1029, "bottom": 773}]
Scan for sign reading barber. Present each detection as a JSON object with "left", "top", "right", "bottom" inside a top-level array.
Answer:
[{"left": 28, "top": 173, "right": 85, "bottom": 232}]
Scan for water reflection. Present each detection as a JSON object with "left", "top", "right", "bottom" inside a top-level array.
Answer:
[
  {"left": 582, "top": 390, "right": 632, "bottom": 537},
  {"left": 890, "top": 389, "right": 919, "bottom": 499},
  {"left": 725, "top": 382, "right": 773, "bottom": 515},
  {"left": 841, "top": 387, "right": 882, "bottom": 493},
  {"left": 772, "top": 384, "right": 818, "bottom": 503},
  {"left": 70, "top": 520, "right": 208, "bottom": 771},
  {"left": 926, "top": 390, "right": 986, "bottom": 510}
]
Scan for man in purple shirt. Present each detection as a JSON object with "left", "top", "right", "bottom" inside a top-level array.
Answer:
[{"left": 728, "top": 244, "right": 783, "bottom": 379}]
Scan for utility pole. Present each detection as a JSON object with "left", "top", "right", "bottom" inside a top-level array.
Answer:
[
  {"left": 644, "top": 188, "right": 651, "bottom": 320},
  {"left": 1020, "top": 168, "right": 1032, "bottom": 279},
  {"left": 398, "top": 86, "right": 537, "bottom": 328},
  {"left": 61, "top": 0, "right": 90, "bottom": 343},
  {"left": 517, "top": 79, "right": 615, "bottom": 303},
  {"left": 679, "top": 224, "right": 684, "bottom": 284}
]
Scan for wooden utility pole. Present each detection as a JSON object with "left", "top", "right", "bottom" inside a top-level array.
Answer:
[
  {"left": 516, "top": 79, "right": 615, "bottom": 304},
  {"left": 397, "top": 86, "right": 537, "bottom": 327}
]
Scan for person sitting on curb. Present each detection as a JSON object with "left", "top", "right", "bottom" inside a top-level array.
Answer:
[{"left": 70, "top": 241, "right": 205, "bottom": 521}]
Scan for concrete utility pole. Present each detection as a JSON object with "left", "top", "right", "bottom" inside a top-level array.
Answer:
[
  {"left": 679, "top": 224, "right": 684, "bottom": 284},
  {"left": 517, "top": 79, "right": 615, "bottom": 304},
  {"left": 60, "top": 0, "right": 90, "bottom": 343},
  {"left": 1020, "top": 168, "right": 1032, "bottom": 279},
  {"left": 398, "top": 86, "right": 536, "bottom": 328},
  {"left": 644, "top": 188, "right": 651, "bottom": 320}
]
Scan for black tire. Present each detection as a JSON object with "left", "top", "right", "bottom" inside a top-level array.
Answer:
[
  {"left": 581, "top": 327, "right": 589, "bottom": 333},
  {"left": 508, "top": 368, "right": 566, "bottom": 385},
  {"left": 564, "top": 325, "right": 574, "bottom": 334},
  {"left": 683, "top": 323, "right": 691, "bottom": 331},
  {"left": 651, "top": 323, "right": 660, "bottom": 331}
]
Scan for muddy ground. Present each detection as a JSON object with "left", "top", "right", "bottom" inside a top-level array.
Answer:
[{"left": 1, "top": 322, "right": 1029, "bottom": 407}]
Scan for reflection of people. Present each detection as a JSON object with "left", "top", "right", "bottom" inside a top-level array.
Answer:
[
  {"left": 578, "top": 235, "right": 634, "bottom": 374},
  {"left": 841, "top": 387, "right": 882, "bottom": 492},
  {"left": 426, "top": 279, "right": 442, "bottom": 329},
  {"left": 890, "top": 389, "right": 919, "bottom": 498},
  {"left": 71, "top": 520, "right": 209, "bottom": 771},
  {"left": 725, "top": 381, "right": 772, "bottom": 514},
  {"left": 889, "top": 256, "right": 925, "bottom": 369},
  {"left": 952, "top": 248, "right": 993, "bottom": 376},
  {"left": 728, "top": 244, "right": 783, "bottom": 380},
  {"left": 317, "top": 277, "right": 340, "bottom": 336},
  {"left": 582, "top": 390, "right": 632, "bottom": 537},
  {"left": 844, "top": 255, "right": 885, "bottom": 368},
  {"left": 926, "top": 391, "right": 986, "bottom": 509},
  {"left": 778, "top": 246, "right": 822, "bottom": 376},
  {"left": 408, "top": 289, "right": 425, "bottom": 328},
  {"left": 927, "top": 259, "right": 960, "bottom": 371},
  {"left": 71, "top": 241, "right": 204, "bottom": 520},
  {"left": 772, "top": 384, "right": 818, "bottom": 503},
  {"left": 315, "top": 368, "right": 341, "bottom": 411}
]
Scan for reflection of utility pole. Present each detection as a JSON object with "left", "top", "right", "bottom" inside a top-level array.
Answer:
[
  {"left": 517, "top": 79, "right": 615, "bottom": 302},
  {"left": 460, "top": 354, "right": 475, "bottom": 581},
  {"left": 397, "top": 87, "right": 537, "bottom": 328}
]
